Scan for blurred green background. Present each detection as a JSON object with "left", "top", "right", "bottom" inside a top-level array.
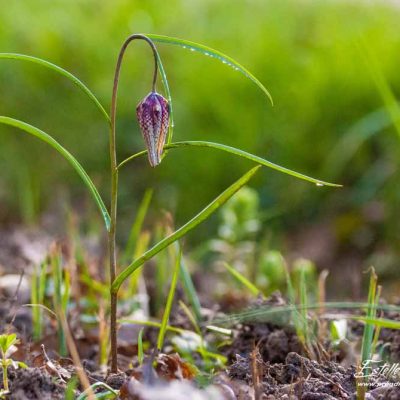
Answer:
[{"left": 1, "top": 0, "right": 399, "bottom": 292}]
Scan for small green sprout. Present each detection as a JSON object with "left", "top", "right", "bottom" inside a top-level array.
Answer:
[{"left": 0, "top": 333, "right": 27, "bottom": 395}]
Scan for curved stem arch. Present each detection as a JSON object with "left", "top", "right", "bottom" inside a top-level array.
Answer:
[
  {"left": 0, "top": 116, "right": 111, "bottom": 230},
  {"left": 108, "top": 34, "right": 161, "bottom": 372}
]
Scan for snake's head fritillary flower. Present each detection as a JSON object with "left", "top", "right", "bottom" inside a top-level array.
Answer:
[{"left": 136, "top": 92, "right": 170, "bottom": 167}]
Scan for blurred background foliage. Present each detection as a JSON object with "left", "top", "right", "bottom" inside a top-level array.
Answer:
[{"left": 0, "top": 0, "right": 399, "bottom": 295}]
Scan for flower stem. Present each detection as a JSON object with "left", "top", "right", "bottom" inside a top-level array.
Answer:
[
  {"left": 108, "top": 34, "right": 159, "bottom": 373},
  {"left": 2, "top": 363, "right": 8, "bottom": 392}
]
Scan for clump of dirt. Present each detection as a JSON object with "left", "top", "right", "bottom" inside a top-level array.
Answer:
[
  {"left": 225, "top": 292, "right": 302, "bottom": 364},
  {"left": 5, "top": 367, "right": 65, "bottom": 400},
  {"left": 229, "top": 351, "right": 400, "bottom": 399}
]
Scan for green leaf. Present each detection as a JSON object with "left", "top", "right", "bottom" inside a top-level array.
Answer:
[
  {"left": 222, "top": 262, "right": 261, "bottom": 296},
  {"left": 0, "top": 117, "right": 111, "bottom": 230},
  {"left": 157, "top": 248, "right": 181, "bottom": 350},
  {"left": 357, "top": 39, "right": 400, "bottom": 139},
  {"left": 146, "top": 34, "right": 273, "bottom": 106},
  {"left": 0, "top": 53, "right": 110, "bottom": 124},
  {"left": 0, "top": 334, "right": 17, "bottom": 354},
  {"left": 180, "top": 255, "right": 202, "bottom": 323},
  {"left": 138, "top": 328, "right": 144, "bottom": 365},
  {"left": 351, "top": 316, "right": 400, "bottom": 330},
  {"left": 118, "top": 140, "right": 341, "bottom": 187},
  {"left": 76, "top": 382, "right": 118, "bottom": 400},
  {"left": 209, "top": 302, "right": 400, "bottom": 327},
  {"left": 117, "top": 319, "right": 187, "bottom": 335},
  {"left": 123, "top": 188, "right": 153, "bottom": 262},
  {"left": 111, "top": 166, "right": 261, "bottom": 293},
  {"left": 6, "top": 334, "right": 17, "bottom": 350},
  {"left": 16, "top": 361, "right": 28, "bottom": 369},
  {"left": 360, "top": 268, "right": 378, "bottom": 375}
]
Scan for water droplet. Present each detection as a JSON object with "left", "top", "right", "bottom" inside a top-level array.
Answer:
[
  {"left": 316, "top": 182, "right": 324, "bottom": 187},
  {"left": 190, "top": 48, "right": 195, "bottom": 52},
  {"left": 204, "top": 52, "right": 210, "bottom": 56}
]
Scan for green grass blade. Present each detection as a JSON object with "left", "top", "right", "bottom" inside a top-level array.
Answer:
[
  {"left": 283, "top": 262, "right": 306, "bottom": 345},
  {"left": 31, "top": 267, "right": 39, "bottom": 340},
  {"left": 370, "top": 285, "right": 382, "bottom": 357},
  {"left": 146, "top": 34, "right": 273, "bottom": 106},
  {"left": 351, "top": 316, "right": 400, "bottom": 330},
  {"left": 112, "top": 166, "right": 261, "bottom": 293},
  {"left": 222, "top": 262, "right": 261, "bottom": 296},
  {"left": 0, "top": 117, "right": 111, "bottom": 231},
  {"left": 138, "top": 328, "right": 144, "bottom": 366},
  {"left": 22, "top": 304, "right": 57, "bottom": 318},
  {"left": 157, "top": 248, "right": 181, "bottom": 350},
  {"left": 179, "top": 300, "right": 201, "bottom": 336},
  {"left": 180, "top": 255, "right": 202, "bottom": 322},
  {"left": 117, "top": 319, "right": 187, "bottom": 335},
  {"left": 123, "top": 188, "right": 153, "bottom": 262},
  {"left": 357, "top": 40, "right": 400, "bottom": 138},
  {"left": 360, "top": 268, "right": 378, "bottom": 373},
  {"left": 51, "top": 251, "right": 67, "bottom": 356},
  {"left": 65, "top": 376, "right": 78, "bottom": 400},
  {"left": 322, "top": 108, "right": 391, "bottom": 179},
  {"left": 76, "top": 382, "right": 118, "bottom": 400},
  {"left": 209, "top": 302, "right": 400, "bottom": 327},
  {"left": 31, "top": 262, "right": 47, "bottom": 340},
  {"left": 118, "top": 141, "right": 340, "bottom": 187},
  {"left": 0, "top": 53, "right": 110, "bottom": 124}
]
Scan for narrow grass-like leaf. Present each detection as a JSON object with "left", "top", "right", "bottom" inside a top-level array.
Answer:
[
  {"left": 123, "top": 189, "right": 153, "bottom": 262},
  {"left": 138, "top": 328, "right": 144, "bottom": 366},
  {"left": 206, "top": 326, "right": 232, "bottom": 336},
  {"left": 117, "top": 319, "right": 187, "bottom": 335},
  {"left": 31, "top": 269, "right": 39, "bottom": 338},
  {"left": 222, "top": 262, "right": 261, "bottom": 296},
  {"left": 370, "top": 285, "right": 382, "bottom": 358},
  {"left": 153, "top": 223, "right": 171, "bottom": 313},
  {"left": 360, "top": 268, "right": 378, "bottom": 377},
  {"left": 178, "top": 300, "right": 208, "bottom": 361},
  {"left": 22, "top": 304, "right": 57, "bottom": 318},
  {"left": 299, "top": 268, "right": 308, "bottom": 345},
  {"left": 118, "top": 141, "right": 340, "bottom": 187},
  {"left": 0, "top": 53, "right": 110, "bottom": 124},
  {"left": 76, "top": 382, "right": 118, "bottom": 400},
  {"left": 157, "top": 249, "right": 181, "bottom": 350},
  {"left": 51, "top": 251, "right": 67, "bottom": 356},
  {"left": 0, "top": 117, "right": 111, "bottom": 230},
  {"left": 112, "top": 166, "right": 261, "bottom": 293},
  {"left": 179, "top": 300, "right": 201, "bottom": 336},
  {"left": 64, "top": 376, "right": 79, "bottom": 400},
  {"left": 358, "top": 40, "right": 400, "bottom": 138},
  {"left": 146, "top": 34, "right": 273, "bottom": 106},
  {"left": 180, "top": 255, "right": 202, "bottom": 323},
  {"left": 283, "top": 264, "right": 307, "bottom": 347},
  {"left": 209, "top": 302, "right": 400, "bottom": 327},
  {"left": 31, "top": 263, "right": 47, "bottom": 340},
  {"left": 351, "top": 316, "right": 400, "bottom": 330},
  {"left": 322, "top": 108, "right": 391, "bottom": 179}
]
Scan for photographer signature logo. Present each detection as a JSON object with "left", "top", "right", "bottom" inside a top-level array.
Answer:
[{"left": 355, "top": 360, "right": 400, "bottom": 384}]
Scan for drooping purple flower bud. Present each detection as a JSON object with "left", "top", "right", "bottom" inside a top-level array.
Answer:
[{"left": 136, "top": 92, "right": 170, "bottom": 167}]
